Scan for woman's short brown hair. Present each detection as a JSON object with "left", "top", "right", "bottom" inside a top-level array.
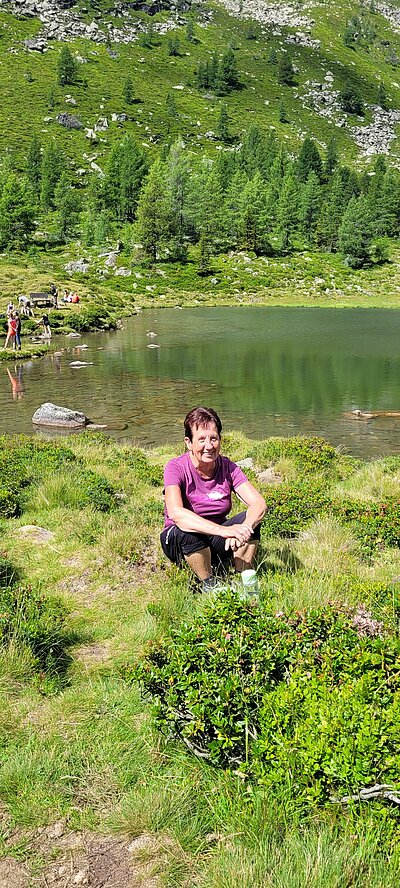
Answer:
[{"left": 184, "top": 407, "right": 222, "bottom": 441}]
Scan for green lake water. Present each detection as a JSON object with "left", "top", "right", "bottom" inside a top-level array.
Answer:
[{"left": 1, "top": 306, "right": 400, "bottom": 458}]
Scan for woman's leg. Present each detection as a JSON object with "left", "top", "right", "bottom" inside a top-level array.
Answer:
[
  {"left": 160, "top": 526, "right": 213, "bottom": 580},
  {"left": 233, "top": 540, "right": 259, "bottom": 572},
  {"left": 185, "top": 548, "right": 212, "bottom": 580},
  {"left": 208, "top": 512, "right": 261, "bottom": 573}
]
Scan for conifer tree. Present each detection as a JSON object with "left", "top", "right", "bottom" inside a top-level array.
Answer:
[
  {"left": 338, "top": 195, "right": 373, "bottom": 266},
  {"left": 208, "top": 53, "right": 219, "bottom": 89},
  {"left": 196, "top": 61, "right": 208, "bottom": 90},
  {"left": 40, "top": 141, "right": 64, "bottom": 209},
  {"left": 189, "top": 162, "right": 224, "bottom": 250},
  {"left": 224, "top": 169, "right": 249, "bottom": 247},
  {"left": 198, "top": 231, "right": 212, "bottom": 275},
  {"left": 186, "top": 17, "right": 195, "bottom": 42},
  {"left": 266, "top": 145, "right": 289, "bottom": 222},
  {"left": 324, "top": 137, "right": 338, "bottom": 178},
  {"left": 166, "top": 92, "right": 178, "bottom": 132},
  {"left": 339, "top": 77, "right": 364, "bottom": 114},
  {"left": 47, "top": 85, "right": 57, "bottom": 110},
  {"left": 299, "top": 172, "right": 322, "bottom": 243},
  {"left": 279, "top": 100, "right": 289, "bottom": 123},
  {"left": 278, "top": 54, "right": 295, "bottom": 85},
  {"left": 102, "top": 141, "right": 124, "bottom": 218},
  {"left": 239, "top": 172, "right": 270, "bottom": 254},
  {"left": 57, "top": 45, "right": 77, "bottom": 86},
  {"left": 317, "top": 166, "right": 358, "bottom": 252},
  {"left": 167, "top": 33, "right": 180, "bottom": 56},
  {"left": 135, "top": 159, "right": 169, "bottom": 261},
  {"left": 216, "top": 105, "right": 231, "bottom": 142},
  {"left": 0, "top": 172, "right": 36, "bottom": 249},
  {"left": 120, "top": 136, "right": 148, "bottom": 222},
  {"left": 377, "top": 81, "right": 388, "bottom": 109},
  {"left": 240, "top": 124, "right": 268, "bottom": 178},
  {"left": 297, "top": 137, "right": 323, "bottom": 182},
  {"left": 27, "top": 135, "right": 42, "bottom": 197},
  {"left": 214, "top": 151, "right": 237, "bottom": 191},
  {"left": 216, "top": 48, "right": 240, "bottom": 93},
  {"left": 123, "top": 75, "right": 134, "bottom": 105},
  {"left": 277, "top": 169, "right": 299, "bottom": 249},
  {"left": 54, "top": 173, "right": 81, "bottom": 242},
  {"left": 165, "top": 141, "right": 191, "bottom": 260}
]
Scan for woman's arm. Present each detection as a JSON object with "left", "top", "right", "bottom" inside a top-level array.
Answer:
[
  {"left": 234, "top": 480, "right": 267, "bottom": 530},
  {"left": 165, "top": 485, "right": 252, "bottom": 545}
]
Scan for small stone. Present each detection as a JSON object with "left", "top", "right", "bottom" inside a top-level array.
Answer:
[
  {"left": 46, "top": 820, "right": 65, "bottom": 839},
  {"left": 237, "top": 457, "right": 254, "bottom": 469},
  {"left": 16, "top": 526, "right": 55, "bottom": 544},
  {"left": 73, "top": 870, "right": 87, "bottom": 885}
]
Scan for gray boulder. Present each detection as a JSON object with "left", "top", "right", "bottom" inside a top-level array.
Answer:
[
  {"left": 32, "top": 402, "right": 89, "bottom": 428},
  {"left": 57, "top": 112, "right": 83, "bottom": 130}
]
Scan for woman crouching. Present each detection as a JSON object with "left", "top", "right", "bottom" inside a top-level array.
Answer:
[{"left": 160, "top": 407, "right": 266, "bottom": 592}]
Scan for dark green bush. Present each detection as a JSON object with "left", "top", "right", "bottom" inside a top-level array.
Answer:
[
  {"left": 0, "top": 485, "right": 19, "bottom": 518},
  {"left": 0, "top": 437, "right": 76, "bottom": 516},
  {"left": 333, "top": 498, "right": 400, "bottom": 557},
  {"left": 68, "top": 305, "right": 117, "bottom": 332},
  {"left": 263, "top": 479, "right": 330, "bottom": 537},
  {"left": 253, "top": 436, "right": 339, "bottom": 475},
  {"left": 74, "top": 468, "right": 117, "bottom": 512},
  {"left": 136, "top": 589, "right": 400, "bottom": 831},
  {"left": 0, "top": 437, "right": 117, "bottom": 515},
  {"left": 0, "top": 583, "right": 74, "bottom": 675},
  {"left": 124, "top": 448, "right": 163, "bottom": 487},
  {"left": 0, "top": 552, "right": 19, "bottom": 588}
]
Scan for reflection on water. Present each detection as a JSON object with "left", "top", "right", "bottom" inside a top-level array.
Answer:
[
  {"left": 6, "top": 365, "right": 24, "bottom": 401},
  {"left": 1, "top": 306, "right": 400, "bottom": 458}
]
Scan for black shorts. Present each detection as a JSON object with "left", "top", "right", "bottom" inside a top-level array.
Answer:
[{"left": 160, "top": 511, "right": 261, "bottom": 570}]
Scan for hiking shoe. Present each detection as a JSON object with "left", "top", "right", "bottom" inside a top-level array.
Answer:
[{"left": 201, "top": 576, "right": 229, "bottom": 594}]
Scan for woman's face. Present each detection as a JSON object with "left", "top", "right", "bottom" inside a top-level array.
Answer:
[{"left": 185, "top": 422, "right": 221, "bottom": 469}]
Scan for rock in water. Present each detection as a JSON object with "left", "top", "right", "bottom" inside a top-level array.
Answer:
[{"left": 32, "top": 402, "right": 89, "bottom": 428}]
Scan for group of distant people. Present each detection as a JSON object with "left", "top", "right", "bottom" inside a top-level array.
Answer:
[
  {"left": 3, "top": 283, "right": 82, "bottom": 351},
  {"left": 62, "top": 289, "right": 80, "bottom": 304},
  {"left": 4, "top": 299, "right": 51, "bottom": 350}
]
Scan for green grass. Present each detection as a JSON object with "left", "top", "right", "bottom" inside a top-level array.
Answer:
[
  {"left": 1, "top": 2, "right": 400, "bottom": 315},
  {"left": 1, "top": 0, "right": 400, "bottom": 173},
  {"left": 0, "top": 432, "right": 399, "bottom": 883}
]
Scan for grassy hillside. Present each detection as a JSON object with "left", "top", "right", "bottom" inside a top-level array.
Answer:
[
  {"left": 1, "top": 0, "right": 400, "bottom": 175},
  {"left": 0, "top": 432, "right": 399, "bottom": 884}
]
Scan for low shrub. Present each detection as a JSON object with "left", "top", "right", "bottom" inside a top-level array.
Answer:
[
  {"left": 0, "top": 552, "right": 19, "bottom": 588},
  {"left": 0, "top": 485, "right": 19, "bottom": 518},
  {"left": 123, "top": 448, "right": 163, "bottom": 487},
  {"left": 263, "top": 479, "right": 331, "bottom": 537},
  {"left": 74, "top": 468, "right": 117, "bottom": 512},
  {"left": 136, "top": 590, "right": 400, "bottom": 834},
  {"left": 0, "top": 437, "right": 117, "bottom": 515},
  {"left": 333, "top": 498, "right": 400, "bottom": 558},
  {"left": 0, "top": 583, "right": 74, "bottom": 676},
  {"left": 253, "top": 436, "right": 339, "bottom": 476},
  {"left": 68, "top": 305, "right": 117, "bottom": 332},
  {"left": 0, "top": 437, "right": 76, "bottom": 516}
]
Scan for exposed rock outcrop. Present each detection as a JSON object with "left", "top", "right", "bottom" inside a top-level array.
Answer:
[
  {"left": 2, "top": 0, "right": 182, "bottom": 45},
  {"left": 32, "top": 402, "right": 90, "bottom": 428}
]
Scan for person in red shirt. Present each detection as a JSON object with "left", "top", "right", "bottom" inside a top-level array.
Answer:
[{"left": 4, "top": 313, "right": 18, "bottom": 349}]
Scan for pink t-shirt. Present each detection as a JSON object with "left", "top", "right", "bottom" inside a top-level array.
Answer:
[{"left": 163, "top": 451, "right": 248, "bottom": 529}]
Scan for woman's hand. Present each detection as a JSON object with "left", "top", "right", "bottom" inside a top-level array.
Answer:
[{"left": 223, "top": 522, "right": 253, "bottom": 551}]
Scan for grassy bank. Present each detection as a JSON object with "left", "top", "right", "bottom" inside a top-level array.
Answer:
[
  {"left": 2, "top": 240, "right": 400, "bottom": 349},
  {"left": 0, "top": 432, "right": 399, "bottom": 885}
]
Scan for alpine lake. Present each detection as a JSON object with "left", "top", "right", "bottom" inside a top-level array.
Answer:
[{"left": 1, "top": 305, "right": 400, "bottom": 459}]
